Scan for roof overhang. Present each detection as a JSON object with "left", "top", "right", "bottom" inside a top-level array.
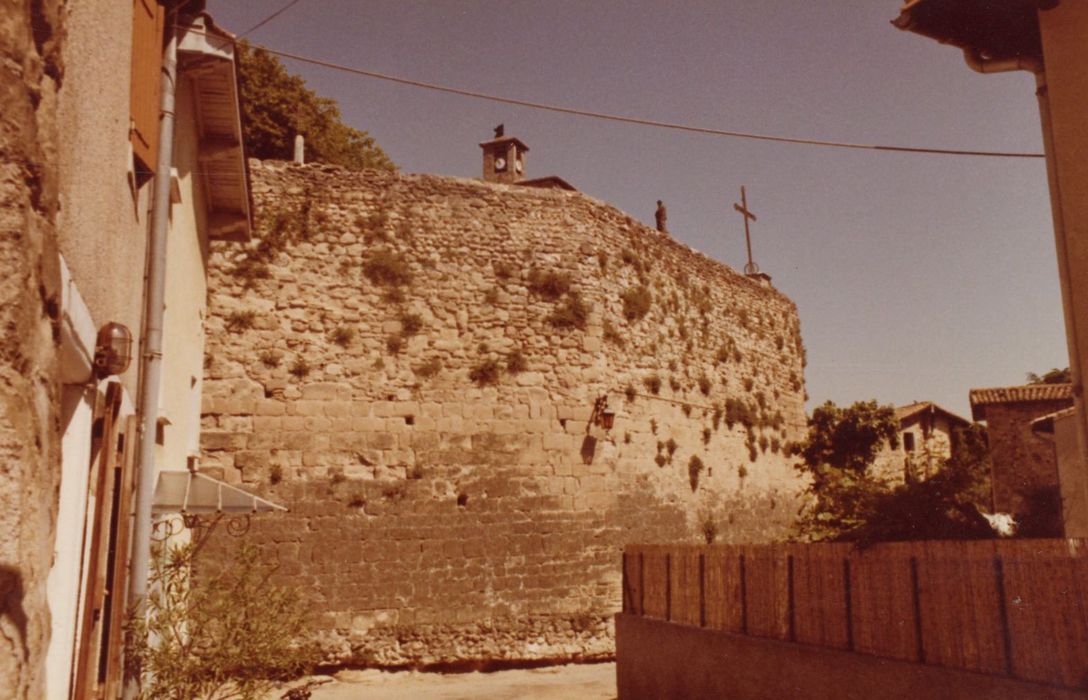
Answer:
[
  {"left": 892, "top": 0, "right": 1050, "bottom": 61},
  {"left": 479, "top": 136, "right": 530, "bottom": 153},
  {"left": 519, "top": 175, "right": 577, "bottom": 191},
  {"left": 897, "top": 401, "right": 970, "bottom": 429},
  {"left": 152, "top": 470, "right": 287, "bottom": 516},
  {"left": 178, "top": 13, "right": 253, "bottom": 242}
]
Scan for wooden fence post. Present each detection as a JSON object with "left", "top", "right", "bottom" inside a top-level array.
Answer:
[
  {"left": 993, "top": 554, "right": 1015, "bottom": 678},
  {"left": 639, "top": 552, "right": 645, "bottom": 616},
  {"left": 699, "top": 552, "right": 706, "bottom": 628},
  {"left": 843, "top": 557, "right": 854, "bottom": 651},
  {"left": 910, "top": 555, "right": 925, "bottom": 663},
  {"left": 787, "top": 553, "right": 796, "bottom": 642},
  {"left": 665, "top": 553, "right": 672, "bottom": 622},
  {"left": 740, "top": 553, "right": 748, "bottom": 635},
  {"left": 622, "top": 551, "right": 629, "bottom": 614}
]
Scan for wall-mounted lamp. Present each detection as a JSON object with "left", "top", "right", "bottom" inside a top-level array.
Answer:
[
  {"left": 590, "top": 395, "right": 616, "bottom": 432},
  {"left": 93, "top": 322, "right": 133, "bottom": 378}
]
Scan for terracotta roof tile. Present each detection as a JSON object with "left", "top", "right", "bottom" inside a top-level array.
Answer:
[
  {"left": 968, "top": 384, "right": 1074, "bottom": 406},
  {"left": 895, "top": 401, "right": 969, "bottom": 426}
]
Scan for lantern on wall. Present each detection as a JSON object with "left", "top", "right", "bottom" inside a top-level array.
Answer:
[
  {"left": 591, "top": 395, "right": 615, "bottom": 432},
  {"left": 93, "top": 322, "right": 133, "bottom": 378}
]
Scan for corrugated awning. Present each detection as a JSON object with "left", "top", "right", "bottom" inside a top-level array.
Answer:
[{"left": 152, "top": 470, "right": 287, "bottom": 515}]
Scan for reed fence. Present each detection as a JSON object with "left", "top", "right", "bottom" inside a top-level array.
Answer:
[{"left": 623, "top": 540, "right": 1088, "bottom": 690}]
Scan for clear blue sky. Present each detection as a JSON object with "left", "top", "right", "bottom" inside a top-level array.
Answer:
[{"left": 208, "top": 0, "right": 1068, "bottom": 420}]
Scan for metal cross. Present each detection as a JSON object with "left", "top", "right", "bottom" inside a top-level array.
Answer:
[{"left": 733, "top": 186, "right": 759, "bottom": 275}]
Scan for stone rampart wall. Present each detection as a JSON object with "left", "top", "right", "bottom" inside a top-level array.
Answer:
[{"left": 201, "top": 159, "right": 808, "bottom": 666}]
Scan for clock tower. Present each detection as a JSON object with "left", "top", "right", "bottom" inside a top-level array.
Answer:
[{"left": 480, "top": 128, "right": 528, "bottom": 184}]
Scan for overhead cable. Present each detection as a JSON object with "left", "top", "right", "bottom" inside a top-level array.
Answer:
[
  {"left": 189, "top": 27, "right": 1045, "bottom": 159},
  {"left": 237, "top": 0, "right": 305, "bottom": 39}
]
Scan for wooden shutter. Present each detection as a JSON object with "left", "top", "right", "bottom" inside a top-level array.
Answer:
[
  {"left": 130, "top": 0, "right": 164, "bottom": 173},
  {"left": 71, "top": 385, "right": 137, "bottom": 700}
]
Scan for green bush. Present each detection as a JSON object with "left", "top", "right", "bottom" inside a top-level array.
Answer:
[
  {"left": 363, "top": 248, "right": 412, "bottom": 286},
  {"left": 688, "top": 455, "right": 705, "bottom": 492},
  {"left": 527, "top": 267, "right": 572, "bottom": 299},
  {"left": 621, "top": 285, "right": 652, "bottom": 322},
  {"left": 506, "top": 349, "right": 528, "bottom": 374},
  {"left": 124, "top": 543, "right": 315, "bottom": 700},
  {"left": 548, "top": 293, "right": 589, "bottom": 330},
  {"left": 225, "top": 310, "right": 257, "bottom": 332},
  {"left": 469, "top": 358, "right": 502, "bottom": 386}
]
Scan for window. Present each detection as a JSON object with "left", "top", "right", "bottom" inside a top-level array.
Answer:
[{"left": 903, "top": 432, "right": 915, "bottom": 452}]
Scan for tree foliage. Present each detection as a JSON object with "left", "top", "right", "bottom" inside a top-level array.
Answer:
[
  {"left": 794, "top": 400, "right": 995, "bottom": 544},
  {"left": 237, "top": 43, "right": 395, "bottom": 171},
  {"left": 125, "top": 541, "right": 315, "bottom": 700},
  {"left": 1027, "top": 367, "right": 1071, "bottom": 385}
]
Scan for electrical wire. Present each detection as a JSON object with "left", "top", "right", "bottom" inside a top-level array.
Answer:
[
  {"left": 255, "top": 42, "right": 1044, "bottom": 160},
  {"left": 180, "top": 26, "right": 1044, "bottom": 159},
  {"left": 237, "top": 0, "right": 305, "bottom": 39}
]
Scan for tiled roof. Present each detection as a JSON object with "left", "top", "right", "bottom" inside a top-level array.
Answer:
[
  {"left": 969, "top": 384, "right": 1073, "bottom": 406},
  {"left": 895, "top": 401, "right": 969, "bottom": 427}
]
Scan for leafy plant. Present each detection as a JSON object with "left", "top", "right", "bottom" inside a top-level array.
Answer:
[
  {"left": 527, "top": 268, "right": 571, "bottom": 300},
  {"left": 688, "top": 455, "right": 705, "bottom": 492},
  {"left": 469, "top": 358, "right": 502, "bottom": 386},
  {"left": 124, "top": 542, "right": 314, "bottom": 700},
  {"left": 399, "top": 311, "right": 424, "bottom": 336},
  {"left": 225, "top": 310, "right": 257, "bottom": 332},
  {"left": 330, "top": 325, "right": 354, "bottom": 347},
  {"left": 288, "top": 358, "right": 310, "bottom": 379},
  {"left": 644, "top": 374, "right": 662, "bottom": 395},
  {"left": 621, "top": 285, "right": 652, "bottom": 322},
  {"left": 506, "top": 349, "right": 528, "bottom": 374},
  {"left": 547, "top": 292, "right": 589, "bottom": 330},
  {"left": 363, "top": 248, "right": 412, "bottom": 287},
  {"left": 414, "top": 356, "right": 442, "bottom": 378},
  {"left": 259, "top": 350, "right": 282, "bottom": 368},
  {"left": 698, "top": 375, "right": 712, "bottom": 396},
  {"left": 386, "top": 333, "right": 404, "bottom": 354}
]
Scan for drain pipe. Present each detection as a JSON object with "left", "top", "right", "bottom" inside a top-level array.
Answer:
[
  {"left": 124, "top": 5, "right": 178, "bottom": 699},
  {"left": 965, "top": 46, "right": 1088, "bottom": 464}
]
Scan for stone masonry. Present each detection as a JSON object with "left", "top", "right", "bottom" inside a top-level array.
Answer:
[
  {"left": 201, "top": 159, "right": 808, "bottom": 667},
  {"left": 0, "top": 2, "right": 64, "bottom": 697}
]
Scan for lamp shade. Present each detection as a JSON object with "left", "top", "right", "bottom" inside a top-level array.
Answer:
[{"left": 93, "top": 322, "right": 133, "bottom": 377}]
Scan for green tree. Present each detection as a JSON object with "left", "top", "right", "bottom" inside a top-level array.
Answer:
[
  {"left": 237, "top": 43, "right": 395, "bottom": 171},
  {"left": 1027, "top": 367, "right": 1071, "bottom": 384},
  {"left": 793, "top": 401, "right": 995, "bottom": 544},
  {"left": 793, "top": 400, "right": 900, "bottom": 539}
]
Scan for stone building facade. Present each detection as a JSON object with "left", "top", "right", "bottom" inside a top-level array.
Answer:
[
  {"left": 0, "top": 2, "right": 63, "bottom": 698},
  {"left": 970, "top": 384, "right": 1073, "bottom": 518},
  {"left": 201, "top": 159, "right": 808, "bottom": 666},
  {"left": 871, "top": 401, "right": 969, "bottom": 484}
]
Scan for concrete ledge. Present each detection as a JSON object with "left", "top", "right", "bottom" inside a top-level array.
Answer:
[{"left": 616, "top": 614, "right": 1086, "bottom": 700}]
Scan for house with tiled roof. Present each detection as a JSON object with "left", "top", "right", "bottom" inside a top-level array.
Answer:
[
  {"left": 871, "top": 401, "right": 970, "bottom": 484},
  {"left": 969, "top": 383, "right": 1073, "bottom": 526}
]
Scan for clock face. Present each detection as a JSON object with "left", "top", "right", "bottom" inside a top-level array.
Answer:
[{"left": 495, "top": 157, "right": 507, "bottom": 172}]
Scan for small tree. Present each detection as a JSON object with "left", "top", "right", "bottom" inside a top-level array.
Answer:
[
  {"left": 793, "top": 400, "right": 900, "bottom": 540},
  {"left": 1026, "top": 367, "right": 1071, "bottom": 385},
  {"left": 795, "top": 400, "right": 998, "bottom": 544},
  {"left": 237, "top": 43, "right": 395, "bottom": 171},
  {"left": 125, "top": 540, "right": 314, "bottom": 700}
]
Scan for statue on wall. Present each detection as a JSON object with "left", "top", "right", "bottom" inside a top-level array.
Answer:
[{"left": 655, "top": 200, "right": 668, "bottom": 233}]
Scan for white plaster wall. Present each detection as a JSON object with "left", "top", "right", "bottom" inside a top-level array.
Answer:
[
  {"left": 56, "top": 0, "right": 148, "bottom": 396},
  {"left": 158, "top": 78, "right": 210, "bottom": 474}
]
